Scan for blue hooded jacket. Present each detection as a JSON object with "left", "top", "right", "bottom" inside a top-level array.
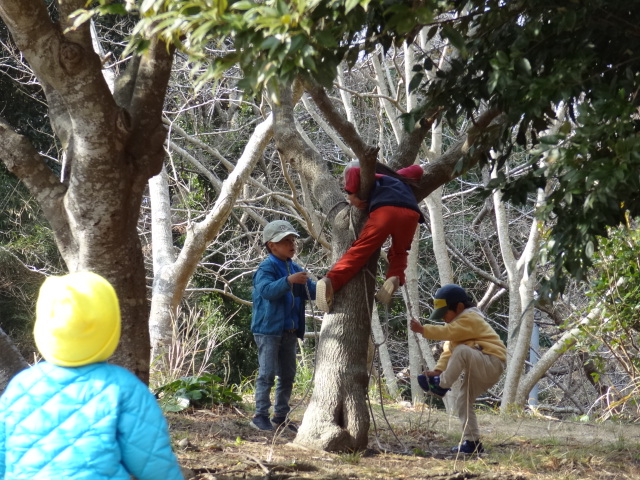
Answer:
[
  {"left": 0, "top": 362, "right": 183, "bottom": 480},
  {"left": 251, "top": 254, "right": 316, "bottom": 339}
]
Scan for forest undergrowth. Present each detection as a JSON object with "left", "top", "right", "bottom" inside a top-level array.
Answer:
[{"left": 169, "top": 398, "right": 640, "bottom": 480}]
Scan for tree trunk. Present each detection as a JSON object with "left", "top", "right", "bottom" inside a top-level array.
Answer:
[
  {"left": 0, "top": 326, "right": 29, "bottom": 394},
  {"left": 147, "top": 112, "right": 277, "bottom": 366},
  {"left": 499, "top": 185, "right": 544, "bottom": 410},
  {"left": 296, "top": 255, "right": 377, "bottom": 450},
  {"left": 272, "top": 79, "right": 504, "bottom": 450},
  {"left": 271, "top": 83, "right": 374, "bottom": 450},
  {"left": 0, "top": 0, "right": 174, "bottom": 382},
  {"left": 148, "top": 166, "right": 176, "bottom": 366},
  {"left": 371, "top": 307, "right": 400, "bottom": 400},
  {"left": 403, "top": 228, "right": 428, "bottom": 404}
]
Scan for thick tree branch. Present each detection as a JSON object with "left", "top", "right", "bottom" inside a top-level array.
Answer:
[
  {"left": 415, "top": 109, "right": 504, "bottom": 202},
  {"left": 274, "top": 82, "right": 345, "bottom": 223},
  {"left": 304, "top": 78, "right": 373, "bottom": 160},
  {"left": 0, "top": 117, "right": 74, "bottom": 258},
  {"left": 57, "top": 0, "right": 92, "bottom": 46},
  {"left": 128, "top": 37, "right": 174, "bottom": 180}
]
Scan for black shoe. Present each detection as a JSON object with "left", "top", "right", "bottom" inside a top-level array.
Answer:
[
  {"left": 250, "top": 415, "right": 273, "bottom": 431},
  {"left": 271, "top": 416, "right": 298, "bottom": 433},
  {"left": 451, "top": 440, "right": 484, "bottom": 454},
  {"left": 417, "top": 374, "right": 450, "bottom": 397}
]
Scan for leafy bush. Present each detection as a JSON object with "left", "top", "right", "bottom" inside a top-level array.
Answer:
[
  {"left": 582, "top": 219, "right": 640, "bottom": 420},
  {"left": 155, "top": 373, "right": 241, "bottom": 413}
]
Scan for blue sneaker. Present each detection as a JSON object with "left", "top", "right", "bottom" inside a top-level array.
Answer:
[
  {"left": 250, "top": 415, "right": 273, "bottom": 431},
  {"left": 272, "top": 416, "right": 298, "bottom": 433},
  {"left": 451, "top": 440, "right": 484, "bottom": 454},
  {"left": 417, "top": 374, "right": 450, "bottom": 397}
]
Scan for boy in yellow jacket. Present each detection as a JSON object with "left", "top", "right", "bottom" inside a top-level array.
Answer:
[{"left": 410, "top": 284, "right": 506, "bottom": 454}]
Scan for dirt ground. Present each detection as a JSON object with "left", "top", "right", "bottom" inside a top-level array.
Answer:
[{"left": 169, "top": 401, "right": 640, "bottom": 480}]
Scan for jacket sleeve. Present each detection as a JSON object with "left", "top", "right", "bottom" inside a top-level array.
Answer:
[
  {"left": 435, "top": 342, "right": 452, "bottom": 372},
  {"left": 421, "top": 312, "right": 480, "bottom": 342},
  {"left": 118, "top": 375, "right": 184, "bottom": 480},
  {"left": 0, "top": 400, "right": 6, "bottom": 478},
  {"left": 253, "top": 263, "right": 291, "bottom": 301}
]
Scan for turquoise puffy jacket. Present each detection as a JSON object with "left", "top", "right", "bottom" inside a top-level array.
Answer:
[{"left": 0, "top": 362, "right": 183, "bottom": 480}]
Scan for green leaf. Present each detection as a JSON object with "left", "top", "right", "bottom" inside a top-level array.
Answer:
[
  {"left": 98, "top": 4, "right": 128, "bottom": 15},
  {"left": 260, "top": 36, "right": 281, "bottom": 50},
  {"left": 408, "top": 72, "right": 424, "bottom": 92},
  {"left": 442, "top": 25, "right": 467, "bottom": 55},
  {"left": 517, "top": 57, "right": 532, "bottom": 76},
  {"left": 585, "top": 240, "right": 594, "bottom": 258},
  {"left": 495, "top": 50, "right": 509, "bottom": 65},
  {"left": 232, "top": 1, "right": 255, "bottom": 11},
  {"left": 345, "top": 0, "right": 361, "bottom": 14},
  {"left": 140, "top": 0, "right": 159, "bottom": 14},
  {"left": 487, "top": 71, "right": 499, "bottom": 94}
]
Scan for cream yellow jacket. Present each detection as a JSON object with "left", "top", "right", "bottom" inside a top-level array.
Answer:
[{"left": 420, "top": 307, "right": 506, "bottom": 372}]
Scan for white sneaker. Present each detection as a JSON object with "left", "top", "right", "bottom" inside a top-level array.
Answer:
[
  {"left": 316, "top": 277, "right": 333, "bottom": 313},
  {"left": 375, "top": 276, "right": 399, "bottom": 305}
]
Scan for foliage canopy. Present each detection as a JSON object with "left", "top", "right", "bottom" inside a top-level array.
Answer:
[
  {"left": 409, "top": 0, "right": 640, "bottom": 294},
  {"left": 76, "top": 0, "right": 437, "bottom": 100},
  {"left": 79, "top": 0, "right": 640, "bottom": 296}
]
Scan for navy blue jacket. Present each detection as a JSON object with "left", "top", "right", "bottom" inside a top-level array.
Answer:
[{"left": 369, "top": 175, "right": 424, "bottom": 222}]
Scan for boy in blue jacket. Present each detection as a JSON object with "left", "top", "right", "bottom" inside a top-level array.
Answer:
[
  {"left": 250, "top": 220, "right": 316, "bottom": 431},
  {"left": 0, "top": 271, "right": 183, "bottom": 480}
]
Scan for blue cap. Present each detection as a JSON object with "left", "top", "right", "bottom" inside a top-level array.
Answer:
[{"left": 429, "top": 284, "right": 471, "bottom": 320}]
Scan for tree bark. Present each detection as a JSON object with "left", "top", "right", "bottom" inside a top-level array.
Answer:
[
  {"left": 0, "top": 326, "right": 29, "bottom": 394},
  {"left": 0, "top": 0, "right": 174, "bottom": 382},
  {"left": 148, "top": 166, "right": 176, "bottom": 365}
]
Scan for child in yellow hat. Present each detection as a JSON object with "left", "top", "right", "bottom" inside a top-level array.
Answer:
[{"left": 0, "top": 272, "right": 184, "bottom": 479}]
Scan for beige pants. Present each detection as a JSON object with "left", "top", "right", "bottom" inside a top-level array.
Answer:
[{"left": 439, "top": 345, "right": 505, "bottom": 441}]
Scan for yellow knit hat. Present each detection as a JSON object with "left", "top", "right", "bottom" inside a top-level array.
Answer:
[{"left": 34, "top": 271, "right": 121, "bottom": 367}]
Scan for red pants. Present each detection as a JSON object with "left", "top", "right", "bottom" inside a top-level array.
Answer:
[{"left": 326, "top": 206, "right": 420, "bottom": 293}]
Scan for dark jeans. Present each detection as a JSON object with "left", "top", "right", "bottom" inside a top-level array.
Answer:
[{"left": 253, "top": 331, "right": 298, "bottom": 418}]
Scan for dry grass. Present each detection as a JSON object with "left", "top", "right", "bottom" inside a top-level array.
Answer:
[{"left": 169, "top": 401, "right": 640, "bottom": 480}]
